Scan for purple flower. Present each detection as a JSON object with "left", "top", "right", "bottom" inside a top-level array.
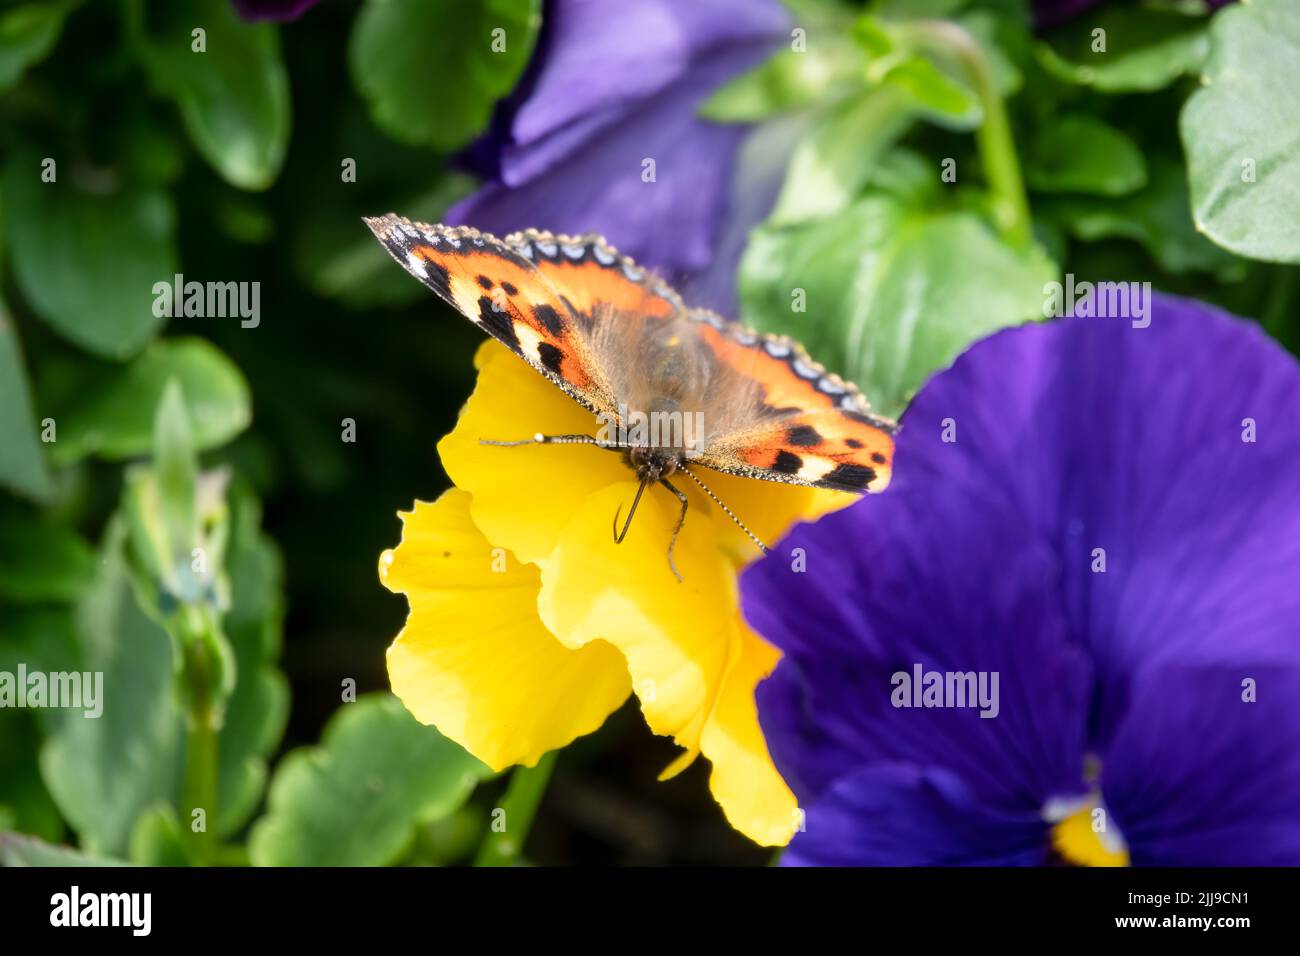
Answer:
[
  {"left": 1035, "top": 0, "right": 1233, "bottom": 30},
  {"left": 743, "top": 294, "right": 1300, "bottom": 866},
  {"left": 231, "top": 0, "right": 319, "bottom": 21},
  {"left": 448, "top": 0, "right": 790, "bottom": 313}
]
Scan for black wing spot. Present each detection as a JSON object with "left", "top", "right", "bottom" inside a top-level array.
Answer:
[
  {"left": 476, "top": 295, "right": 521, "bottom": 353},
  {"left": 823, "top": 463, "right": 876, "bottom": 491},
  {"left": 786, "top": 424, "right": 822, "bottom": 447},
  {"left": 871, "top": 452, "right": 887, "bottom": 464},
  {"left": 534, "top": 304, "right": 564, "bottom": 336},
  {"left": 476, "top": 275, "right": 494, "bottom": 291},
  {"left": 415, "top": 254, "right": 452, "bottom": 300},
  {"left": 537, "top": 341, "right": 565, "bottom": 376},
  {"left": 501, "top": 281, "right": 519, "bottom": 296},
  {"left": 773, "top": 451, "right": 803, "bottom": 475},
  {"left": 845, "top": 438, "right": 863, "bottom": 449}
]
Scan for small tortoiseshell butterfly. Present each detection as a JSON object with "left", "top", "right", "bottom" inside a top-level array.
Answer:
[{"left": 365, "top": 214, "right": 895, "bottom": 579}]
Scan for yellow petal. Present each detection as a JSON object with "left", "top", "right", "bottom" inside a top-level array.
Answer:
[
  {"left": 438, "top": 342, "right": 627, "bottom": 566},
  {"left": 430, "top": 344, "right": 838, "bottom": 845},
  {"left": 381, "top": 489, "right": 630, "bottom": 771},
  {"left": 536, "top": 481, "right": 737, "bottom": 756},
  {"left": 700, "top": 621, "right": 800, "bottom": 847}
]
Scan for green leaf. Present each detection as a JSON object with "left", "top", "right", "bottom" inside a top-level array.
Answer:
[
  {"left": 958, "top": 9, "right": 1024, "bottom": 98},
  {"left": 1025, "top": 114, "right": 1146, "bottom": 196},
  {"left": 0, "top": 708, "right": 63, "bottom": 842},
  {"left": 215, "top": 486, "right": 288, "bottom": 838},
  {"left": 0, "top": 0, "right": 75, "bottom": 91},
  {"left": 38, "top": 337, "right": 251, "bottom": 465},
  {"left": 1181, "top": 0, "right": 1300, "bottom": 263},
  {"left": 1043, "top": 156, "right": 1244, "bottom": 277},
  {"left": 0, "top": 501, "right": 96, "bottom": 603},
  {"left": 1037, "top": 6, "right": 1208, "bottom": 92},
  {"left": 740, "top": 190, "right": 1057, "bottom": 418},
  {"left": 152, "top": 380, "right": 198, "bottom": 567},
  {"left": 143, "top": 0, "right": 290, "bottom": 190},
  {"left": 3, "top": 153, "right": 176, "bottom": 359},
  {"left": 128, "top": 805, "right": 194, "bottom": 866},
  {"left": 870, "top": 0, "right": 968, "bottom": 17},
  {"left": 700, "top": 37, "right": 866, "bottom": 123},
  {"left": 769, "top": 85, "right": 913, "bottom": 225},
  {"left": 248, "top": 694, "right": 489, "bottom": 866},
  {"left": 0, "top": 605, "right": 79, "bottom": 678},
  {"left": 0, "top": 832, "right": 129, "bottom": 867},
  {"left": 349, "top": 0, "right": 541, "bottom": 151},
  {"left": 39, "top": 518, "right": 184, "bottom": 858},
  {"left": 882, "top": 55, "right": 981, "bottom": 129},
  {"left": 0, "top": 300, "right": 52, "bottom": 501}
]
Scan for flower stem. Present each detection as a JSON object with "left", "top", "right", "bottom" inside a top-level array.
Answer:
[
  {"left": 901, "top": 20, "right": 1033, "bottom": 247},
  {"left": 1263, "top": 266, "right": 1296, "bottom": 346},
  {"left": 179, "top": 607, "right": 220, "bottom": 864},
  {"left": 474, "top": 751, "right": 557, "bottom": 867}
]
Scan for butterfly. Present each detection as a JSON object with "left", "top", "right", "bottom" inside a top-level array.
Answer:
[{"left": 364, "top": 214, "right": 895, "bottom": 579}]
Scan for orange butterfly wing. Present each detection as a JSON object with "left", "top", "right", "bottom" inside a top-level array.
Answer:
[
  {"left": 366, "top": 215, "right": 895, "bottom": 494},
  {"left": 684, "top": 316, "right": 896, "bottom": 493},
  {"left": 364, "top": 214, "right": 617, "bottom": 415}
]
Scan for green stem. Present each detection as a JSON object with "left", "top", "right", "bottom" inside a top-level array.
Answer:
[
  {"left": 179, "top": 607, "right": 220, "bottom": 864},
  {"left": 474, "top": 751, "right": 557, "bottom": 867},
  {"left": 1262, "top": 266, "right": 1296, "bottom": 345},
  {"left": 902, "top": 20, "right": 1033, "bottom": 247}
]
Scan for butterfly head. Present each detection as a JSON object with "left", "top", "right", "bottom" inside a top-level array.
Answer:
[{"left": 627, "top": 445, "right": 680, "bottom": 484}]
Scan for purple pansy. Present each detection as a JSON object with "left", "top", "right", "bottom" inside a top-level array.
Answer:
[
  {"left": 231, "top": 0, "right": 320, "bottom": 21},
  {"left": 1035, "top": 0, "right": 1233, "bottom": 29},
  {"left": 743, "top": 294, "right": 1300, "bottom": 866},
  {"left": 448, "top": 0, "right": 790, "bottom": 313}
]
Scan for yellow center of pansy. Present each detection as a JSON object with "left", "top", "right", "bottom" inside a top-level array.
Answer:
[
  {"left": 380, "top": 340, "right": 857, "bottom": 845},
  {"left": 1050, "top": 800, "right": 1130, "bottom": 867}
]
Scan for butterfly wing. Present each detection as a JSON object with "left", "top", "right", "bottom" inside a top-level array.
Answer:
[
  {"left": 681, "top": 311, "right": 896, "bottom": 494},
  {"left": 366, "top": 215, "right": 895, "bottom": 492},
  {"left": 364, "top": 214, "right": 618, "bottom": 416},
  {"left": 504, "top": 227, "right": 684, "bottom": 323}
]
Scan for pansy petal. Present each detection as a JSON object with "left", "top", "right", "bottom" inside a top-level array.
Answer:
[
  {"left": 439, "top": 342, "right": 628, "bottom": 566},
  {"left": 504, "top": 0, "right": 788, "bottom": 176},
  {"left": 785, "top": 764, "right": 1051, "bottom": 867},
  {"left": 699, "top": 622, "right": 799, "bottom": 846},
  {"left": 537, "top": 481, "right": 736, "bottom": 756},
  {"left": 1102, "top": 662, "right": 1300, "bottom": 865},
  {"left": 231, "top": 0, "right": 318, "bottom": 22},
  {"left": 451, "top": 44, "right": 762, "bottom": 278},
  {"left": 875, "top": 298, "right": 1300, "bottom": 743},
  {"left": 382, "top": 490, "right": 630, "bottom": 770},
  {"left": 507, "top": 0, "right": 689, "bottom": 150},
  {"left": 747, "top": 477, "right": 1094, "bottom": 815}
]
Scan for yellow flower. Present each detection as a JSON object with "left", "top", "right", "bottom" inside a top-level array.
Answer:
[{"left": 380, "top": 341, "right": 856, "bottom": 845}]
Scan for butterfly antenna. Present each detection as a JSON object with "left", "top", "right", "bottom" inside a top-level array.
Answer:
[
  {"left": 680, "top": 466, "right": 769, "bottom": 556},
  {"left": 613, "top": 477, "right": 650, "bottom": 544}
]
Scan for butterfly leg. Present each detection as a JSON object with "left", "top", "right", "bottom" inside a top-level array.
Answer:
[{"left": 659, "top": 478, "right": 689, "bottom": 584}]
